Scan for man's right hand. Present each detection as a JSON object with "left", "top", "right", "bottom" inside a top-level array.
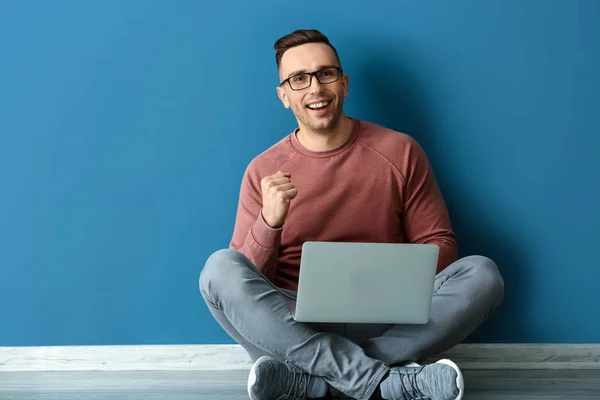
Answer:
[{"left": 260, "top": 171, "right": 297, "bottom": 228}]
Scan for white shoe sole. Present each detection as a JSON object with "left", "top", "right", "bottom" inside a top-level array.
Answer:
[
  {"left": 248, "top": 356, "right": 272, "bottom": 400},
  {"left": 436, "top": 359, "right": 464, "bottom": 400}
]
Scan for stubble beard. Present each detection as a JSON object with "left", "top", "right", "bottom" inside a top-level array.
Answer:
[{"left": 295, "top": 99, "right": 344, "bottom": 135}]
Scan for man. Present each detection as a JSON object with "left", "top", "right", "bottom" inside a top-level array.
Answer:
[{"left": 199, "top": 29, "right": 504, "bottom": 400}]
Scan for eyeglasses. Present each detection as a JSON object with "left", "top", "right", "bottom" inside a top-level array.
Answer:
[{"left": 280, "top": 67, "right": 343, "bottom": 91}]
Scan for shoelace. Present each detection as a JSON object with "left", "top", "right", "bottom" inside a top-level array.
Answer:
[
  {"left": 284, "top": 361, "right": 311, "bottom": 399},
  {"left": 398, "top": 366, "right": 428, "bottom": 400}
]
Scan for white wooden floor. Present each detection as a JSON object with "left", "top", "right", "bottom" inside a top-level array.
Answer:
[{"left": 1, "top": 369, "right": 599, "bottom": 399}]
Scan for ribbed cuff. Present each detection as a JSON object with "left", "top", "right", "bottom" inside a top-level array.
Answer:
[{"left": 250, "top": 211, "right": 283, "bottom": 249}]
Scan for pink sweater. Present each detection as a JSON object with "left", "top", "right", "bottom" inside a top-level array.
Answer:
[{"left": 229, "top": 119, "right": 457, "bottom": 291}]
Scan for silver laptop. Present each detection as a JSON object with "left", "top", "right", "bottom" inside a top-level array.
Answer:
[{"left": 293, "top": 241, "right": 439, "bottom": 324}]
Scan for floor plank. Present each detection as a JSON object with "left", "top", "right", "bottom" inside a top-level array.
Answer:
[{"left": 0, "top": 369, "right": 598, "bottom": 399}]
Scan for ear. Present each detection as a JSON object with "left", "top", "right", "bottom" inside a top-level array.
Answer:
[
  {"left": 342, "top": 73, "right": 349, "bottom": 98},
  {"left": 276, "top": 86, "right": 291, "bottom": 108}
]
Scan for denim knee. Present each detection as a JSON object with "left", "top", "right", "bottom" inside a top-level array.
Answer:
[
  {"left": 463, "top": 255, "right": 505, "bottom": 306},
  {"left": 199, "top": 248, "right": 242, "bottom": 300}
]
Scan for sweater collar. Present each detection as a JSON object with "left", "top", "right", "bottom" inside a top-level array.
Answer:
[{"left": 290, "top": 118, "right": 360, "bottom": 158}]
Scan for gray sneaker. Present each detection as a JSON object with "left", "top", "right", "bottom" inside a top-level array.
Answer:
[
  {"left": 380, "top": 359, "right": 464, "bottom": 400},
  {"left": 247, "top": 356, "right": 328, "bottom": 400}
]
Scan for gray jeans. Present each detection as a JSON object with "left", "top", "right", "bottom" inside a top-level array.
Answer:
[{"left": 199, "top": 249, "right": 504, "bottom": 400}]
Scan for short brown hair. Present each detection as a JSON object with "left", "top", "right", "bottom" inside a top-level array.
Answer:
[{"left": 274, "top": 29, "right": 341, "bottom": 69}]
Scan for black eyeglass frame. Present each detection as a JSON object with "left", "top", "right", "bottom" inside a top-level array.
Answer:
[{"left": 279, "top": 66, "right": 344, "bottom": 91}]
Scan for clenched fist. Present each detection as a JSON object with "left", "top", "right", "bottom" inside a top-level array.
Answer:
[{"left": 260, "top": 171, "right": 297, "bottom": 228}]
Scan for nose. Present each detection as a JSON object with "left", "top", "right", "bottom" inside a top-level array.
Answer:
[{"left": 307, "top": 75, "right": 325, "bottom": 94}]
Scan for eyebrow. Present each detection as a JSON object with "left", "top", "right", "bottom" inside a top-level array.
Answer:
[{"left": 287, "top": 65, "right": 338, "bottom": 78}]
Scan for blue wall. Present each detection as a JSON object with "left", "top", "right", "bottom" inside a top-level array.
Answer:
[{"left": 1, "top": 0, "right": 599, "bottom": 346}]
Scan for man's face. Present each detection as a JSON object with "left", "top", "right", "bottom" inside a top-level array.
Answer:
[{"left": 276, "top": 43, "right": 348, "bottom": 133}]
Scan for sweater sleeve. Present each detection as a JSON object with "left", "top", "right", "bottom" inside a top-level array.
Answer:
[
  {"left": 402, "top": 138, "right": 457, "bottom": 273},
  {"left": 229, "top": 166, "right": 282, "bottom": 281}
]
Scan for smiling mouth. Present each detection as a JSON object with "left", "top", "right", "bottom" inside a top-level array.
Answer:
[{"left": 306, "top": 100, "right": 331, "bottom": 111}]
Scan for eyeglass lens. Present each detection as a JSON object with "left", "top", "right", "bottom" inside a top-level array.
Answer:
[{"left": 289, "top": 68, "right": 340, "bottom": 90}]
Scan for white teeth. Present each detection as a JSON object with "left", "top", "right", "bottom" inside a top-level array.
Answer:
[{"left": 308, "top": 101, "right": 330, "bottom": 109}]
